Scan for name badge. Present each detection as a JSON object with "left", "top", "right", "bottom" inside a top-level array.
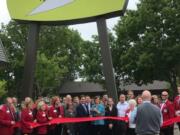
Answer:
[
  {"left": 29, "top": 112, "right": 32, "bottom": 115},
  {"left": 6, "top": 110, "right": 10, "bottom": 113},
  {"left": 42, "top": 113, "right": 46, "bottom": 117},
  {"left": 53, "top": 110, "right": 57, "bottom": 113},
  {"left": 164, "top": 109, "right": 168, "bottom": 113}
]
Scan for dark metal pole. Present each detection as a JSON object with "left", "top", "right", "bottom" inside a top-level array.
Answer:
[
  {"left": 22, "top": 23, "right": 40, "bottom": 98},
  {"left": 96, "top": 18, "right": 118, "bottom": 103}
]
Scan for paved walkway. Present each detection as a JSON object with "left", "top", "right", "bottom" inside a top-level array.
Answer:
[{"left": 174, "top": 124, "right": 180, "bottom": 135}]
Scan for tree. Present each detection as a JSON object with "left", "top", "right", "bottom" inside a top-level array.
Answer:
[
  {"left": 79, "top": 37, "right": 103, "bottom": 82},
  {"left": 0, "top": 21, "right": 27, "bottom": 96},
  {"left": 114, "top": 0, "right": 180, "bottom": 95},
  {"left": 39, "top": 26, "right": 83, "bottom": 81},
  {"left": 79, "top": 32, "right": 116, "bottom": 84},
  {"left": 0, "top": 80, "right": 7, "bottom": 98},
  {"left": 35, "top": 52, "right": 68, "bottom": 96},
  {"left": 0, "top": 21, "right": 84, "bottom": 98}
]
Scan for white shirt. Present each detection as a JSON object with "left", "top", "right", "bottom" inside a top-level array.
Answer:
[{"left": 116, "top": 101, "right": 129, "bottom": 117}]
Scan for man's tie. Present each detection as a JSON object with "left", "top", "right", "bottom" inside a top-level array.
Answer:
[
  {"left": 85, "top": 104, "right": 89, "bottom": 115},
  {"left": 82, "top": 104, "right": 88, "bottom": 113}
]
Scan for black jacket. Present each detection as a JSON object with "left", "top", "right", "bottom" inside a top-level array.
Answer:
[
  {"left": 76, "top": 104, "right": 89, "bottom": 117},
  {"left": 105, "top": 105, "right": 118, "bottom": 125}
]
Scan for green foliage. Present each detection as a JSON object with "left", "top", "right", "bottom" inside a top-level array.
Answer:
[
  {"left": 80, "top": 39, "right": 103, "bottom": 82},
  {"left": 39, "top": 26, "right": 83, "bottom": 80},
  {"left": 0, "top": 21, "right": 83, "bottom": 98},
  {"left": 114, "top": 0, "right": 180, "bottom": 94},
  {"left": 0, "top": 21, "right": 27, "bottom": 96},
  {"left": 0, "top": 80, "right": 7, "bottom": 97},
  {"left": 79, "top": 32, "right": 116, "bottom": 84},
  {"left": 35, "top": 52, "right": 68, "bottom": 96}
]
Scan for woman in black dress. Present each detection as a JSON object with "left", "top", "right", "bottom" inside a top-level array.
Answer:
[{"left": 105, "top": 98, "right": 118, "bottom": 135}]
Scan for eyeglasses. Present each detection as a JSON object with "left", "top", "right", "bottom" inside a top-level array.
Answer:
[{"left": 161, "top": 95, "right": 168, "bottom": 96}]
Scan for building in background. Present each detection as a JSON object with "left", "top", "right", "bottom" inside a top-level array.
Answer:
[
  {"left": 0, "top": 39, "right": 8, "bottom": 66},
  {"left": 119, "top": 80, "right": 169, "bottom": 95},
  {"left": 59, "top": 80, "right": 169, "bottom": 97},
  {"left": 59, "top": 82, "right": 106, "bottom": 97}
]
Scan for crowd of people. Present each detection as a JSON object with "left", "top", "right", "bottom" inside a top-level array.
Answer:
[{"left": 0, "top": 87, "right": 180, "bottom": 135}]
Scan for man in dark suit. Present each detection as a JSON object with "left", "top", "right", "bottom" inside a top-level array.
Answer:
[
  {"left": 76, "top": 95, "right": 89, "bottom": 135},
  {"left": 85, "top": 96, "right": 93, "bottom": 115},
  {"left": 85, "top": 96, "right": 94, "bottom": 135},
  {"left": 136, "top": 90, "right": 162, "bottom": 135}
]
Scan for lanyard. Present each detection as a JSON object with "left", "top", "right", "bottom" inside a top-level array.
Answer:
[{"left": 7, "top": 106, "right": 15, "bottom": 121}]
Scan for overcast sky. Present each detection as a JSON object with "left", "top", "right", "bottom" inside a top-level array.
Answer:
[{"left": 0, "top": 0, "right": 139, "bottom": 40}]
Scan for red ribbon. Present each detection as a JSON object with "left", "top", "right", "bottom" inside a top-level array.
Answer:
[
  {"left": 28, "top": 116, "right": 128, "bottom": 128},
  {"left": 13, "top": 116, "right": 180, "bottom": 129},
  {"left": 162, "top": 116, "right": 180, "bottom": 127}
]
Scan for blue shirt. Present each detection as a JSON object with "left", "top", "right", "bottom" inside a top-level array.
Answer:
[{"left": 92, "top": 103, "right": 105, "bottom": 125}]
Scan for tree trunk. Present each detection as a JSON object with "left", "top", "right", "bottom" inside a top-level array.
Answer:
[{"left": 169, "top": 71, "right": 177, "bottom": 99}]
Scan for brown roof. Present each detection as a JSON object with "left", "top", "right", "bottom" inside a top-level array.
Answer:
[
  {"left": 59, "top": 82, "right": 106, "bottom": 94},
  {"left": 59, "top": 80, "right": 169, "bottom": 94},
  {"left": 119, "top": 80, "right": 169, "bottom": 91},
  {"left": 0, "top": 39, "right": 8, "bottom": 64}
]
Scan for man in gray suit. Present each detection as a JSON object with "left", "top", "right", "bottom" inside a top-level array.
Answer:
[{"left": 136, "top": 90, "right": 162, "bottom": 135}]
